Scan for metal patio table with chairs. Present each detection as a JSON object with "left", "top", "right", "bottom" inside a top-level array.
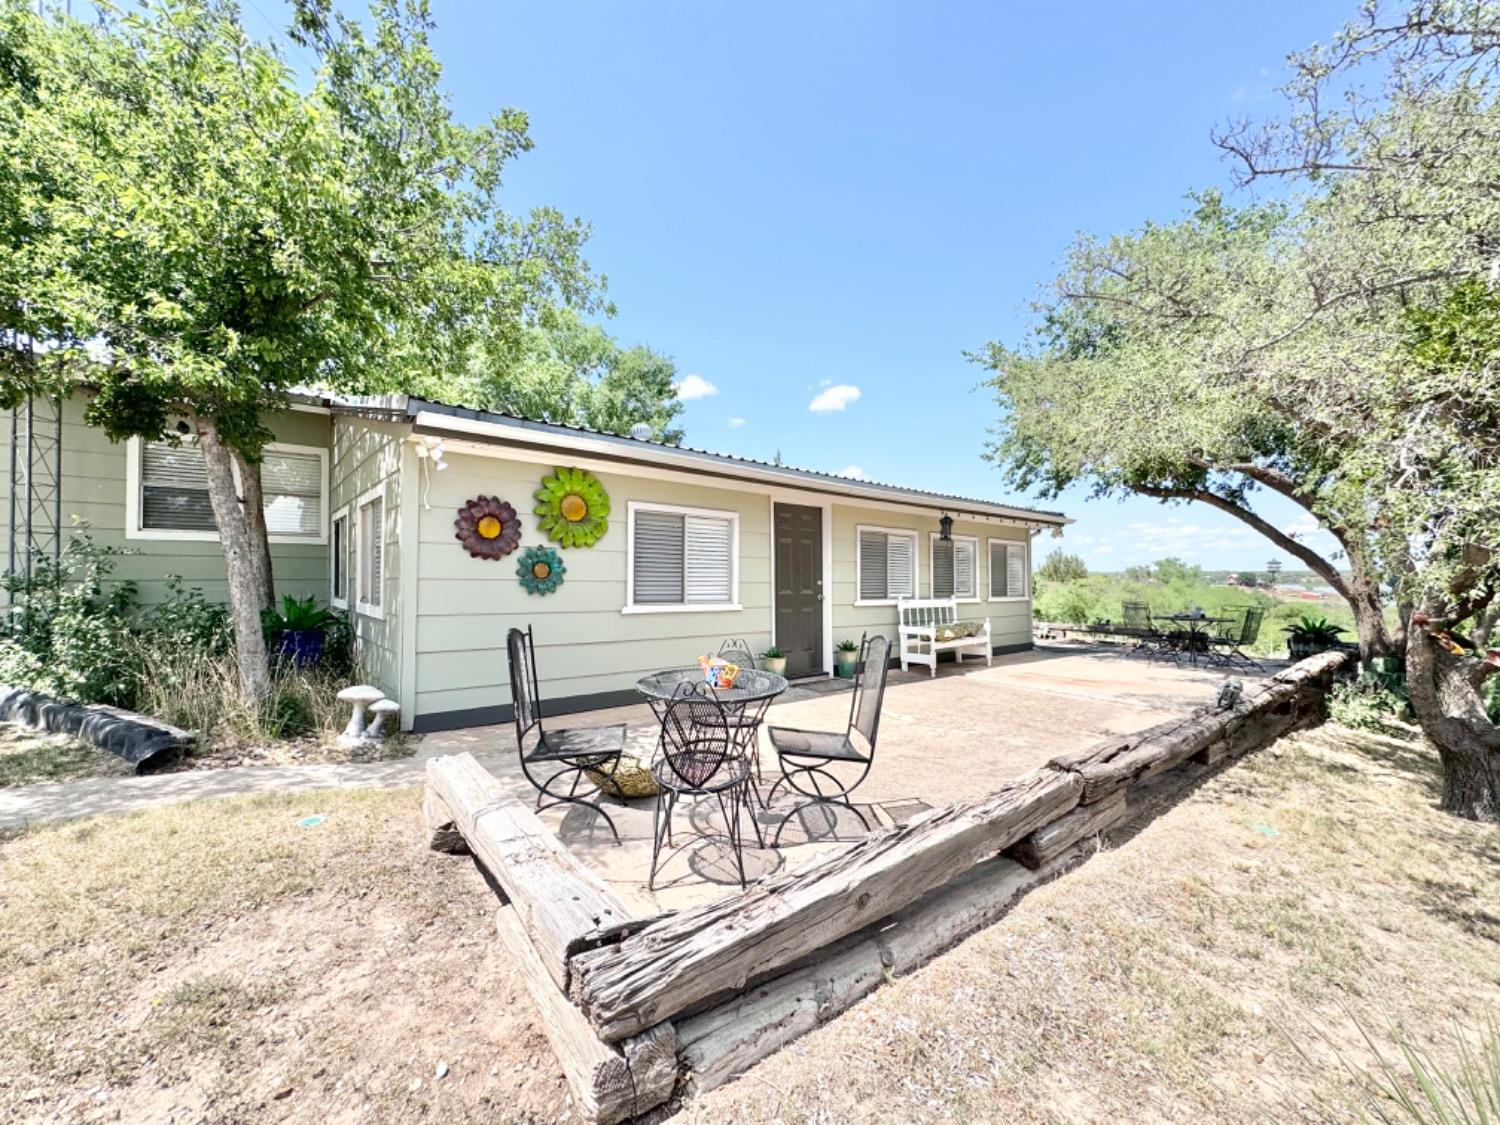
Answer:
[
  {"left": 1154, "top": 612, "right": 1235, "bottom": 666},
  {"left": 634, "top": 664, "right": 787, "bottom": 890}
]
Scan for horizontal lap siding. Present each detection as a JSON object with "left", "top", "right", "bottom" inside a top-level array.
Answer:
[
  {"left": 830, "top": 505, "right": 1033, "bottom": 649},
  {"left": 413, "top": 453, "right": 772, "bottom": 723},
  {"left": 329, "top": 418, "right": 408, "bottom": 699},
  {"left": 0, "top": 395, "right": 330, "bottom": 607}
]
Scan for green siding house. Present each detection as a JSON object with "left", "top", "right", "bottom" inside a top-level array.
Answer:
[{"left": 2, "top": 392, "right": 1069, "bottom": 732}]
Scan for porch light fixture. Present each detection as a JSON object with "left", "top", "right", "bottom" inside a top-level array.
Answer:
[{"left": 938, "top": 512, "right": 953, "bottom": 542}]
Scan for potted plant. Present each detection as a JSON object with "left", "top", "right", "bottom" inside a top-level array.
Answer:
[
  {"left": 758, "top": 646, "right": 787, "bottom": 676},
  {"left": 834, "top": 639, "right": 859, "bottom": 678},
  {"left": 1284, "top": 615, "right": 1346, "bottom": 660},
  {"left": 265, "top": 595, "right": 340, "bottom": 667}
]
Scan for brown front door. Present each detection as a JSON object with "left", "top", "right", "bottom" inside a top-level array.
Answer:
[{"left": 774, "top": 503, "right": 823, "bottom": 677}]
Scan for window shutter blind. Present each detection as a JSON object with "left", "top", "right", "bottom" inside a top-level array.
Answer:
[
  {"left": 331, "top": 516, "right": 346, "bottom": 600},
  {"left": 954, "top": 539, "right": 976, "bottom": 599},
  {"left": 858, "top": 530, "right": 887, "bottom": 601},
  {"left": 684, "top": 516, "right": 732, "bottom": 603},
  {"left": 932, "top": 538, "right": 955, "bottom": 599},
  {"left": 887, "top": 533, "right": 914, "bottom": 599},
  {"left": 361, "top": 498, "right": 383, "bottom": 607},
  {"left": 261, "top": 451, "right": 321, "bottom": 536},
  {"left": 141, "top": 443, "right": 216, "bottom": 531},
  {"left": 633, "top": 511, "right": 685, "bottom": 604},
  {"left": 989, "top": 540, "right": 1006, "bottom": 598},
  {"left": 1007, "top": 543, "right": 1026, "bottom": 598}
]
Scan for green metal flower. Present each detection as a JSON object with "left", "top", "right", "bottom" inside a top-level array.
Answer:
[
  {"left": 534, "top": 466, "right": 610, "bottom": 547},
  {"left": 516, "top": 545, "right": 566, "bottom": 595}
]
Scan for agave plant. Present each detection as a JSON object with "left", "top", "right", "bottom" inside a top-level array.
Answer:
[
  {"left": 534, "top": 466, "right": 611, "bottom": 548},
  {"left": 1284, "top": 615, "right": 1346, "bottom": 645}
]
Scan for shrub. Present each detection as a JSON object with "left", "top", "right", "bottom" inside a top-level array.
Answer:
[{"left": 1328, "top": 677, "right": 1409, "bottom": 731}]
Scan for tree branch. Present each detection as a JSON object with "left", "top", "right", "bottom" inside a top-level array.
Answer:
[{"left": 1131, "top": 483, "right": 1353, "bottom": 599}]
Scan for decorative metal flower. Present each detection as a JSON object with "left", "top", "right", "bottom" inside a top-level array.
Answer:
[
  {"left": 454, "top": 496, "right": 522, "bottom": 559},
  {"left": 516, "top": 545, "right": 566, "bottom": 595},
  {"left": 534, "top": 466, "right": 610, "bottom": 548}
]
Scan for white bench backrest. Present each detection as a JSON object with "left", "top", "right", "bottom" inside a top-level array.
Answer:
[{"left": 898, "top": 597, "right": 958, "bottom": 629}]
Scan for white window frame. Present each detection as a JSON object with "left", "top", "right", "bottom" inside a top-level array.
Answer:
[
  {"left": 124, "top": 436, "right": 330, "bottom": 544},
  {"left": 329, "top": 504, "right": 351, "bottom": 609},
  {"left": 928, "top": 532, "right": 980, "bottom": 603},
  {"left": 987, "top": 535, "right": 1031, "bottom": 601},
  {"left": 623, "top": 500, "right": 741, "bottom": 614},
  {"left": 354, "top": 485, "right": 386, "bottom": 621},
  {"left": 853, "top": 524, "right": 921, "bottom": 607}
]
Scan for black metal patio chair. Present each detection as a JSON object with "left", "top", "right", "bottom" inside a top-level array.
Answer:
[
  {"left": 765, "top": 633, "right": 890, "bottom": 845},
  {"left": 1120, "top": 602, "right": 1171, "bottom": 658},
  {"left": 506, "top": 625, "right": 626, "bottom": 845},
  {"left": 648, "top": 685, "right": 764, "bottom": 890},
  {"left": 1208, "top": 606, "right": 1266, "bottom": 671}
]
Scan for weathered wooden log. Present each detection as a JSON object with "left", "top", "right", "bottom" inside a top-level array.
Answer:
[
  {"left": 422, "top": 788, "right": 468, "bottom": 854},
  {"left": 495, "top": 905, "right": 676, "bottom": 1124},
  {"left": 426, "top": 753, "right": 632, "bottom": 991},
  {"left": 677, "top": 845, "right": 1083, "bottom": 1094},
  {"left": 1049, "top": 650, "right": 1351, "bottom": 803},
  {"left": 1006, "top": 788, "right": 1128, "bottom": 869},
  {"left": 570, "top": 766, "right": 1083, "bottom": 1042}
]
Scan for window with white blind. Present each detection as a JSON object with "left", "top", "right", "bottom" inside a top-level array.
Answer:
[
  {"left": 356, "top": 488, "right": 384, "bottom": 618},
  {"left": 127, "top": 436, "right": 328, "bottom": 543},
  {"left": 330, "top": 507, "right": 350, "bottom": 608},
  {"left": 930, "top": 534, "right": 979, "bottom": 601},
  {"left": 855, "top": 526, "right": 918, "bottom": 604},
  {"left": 626, "top": 502, "right": 739, "bottom": 612},
  {"left": 988, "top": 538, "right": 1029, "bottom": 599}
]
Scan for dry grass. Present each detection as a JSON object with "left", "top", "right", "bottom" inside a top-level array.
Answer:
[
  {"left": 0, "top": 724, "right": 131, "bottom": 788},
  {"left": 0, "top": 788, "right": 569, "bottom": 1123},
  {"left": 1, "top": 724, "right": 1495, "bottom": 1124},
  {"left": 688, "top": 724, "right": 1500, "bottom": 1124}
]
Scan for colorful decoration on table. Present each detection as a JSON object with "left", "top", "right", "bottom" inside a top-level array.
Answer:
[
  {"left": 534, "top": 466, "right": 610, "bottom": 547},
  {"left": 516, "top": 545, "right": 566, "bottom": 595},
  {"left": 454, "top": 495, "right": 522, "bottom": 559},
  {"left": 697, "top": 654, "right": 741, "bottom": 689}
]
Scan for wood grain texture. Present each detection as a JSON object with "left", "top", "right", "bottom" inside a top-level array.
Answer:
[
  {"left": 1007, "top": 788, "right": 1129, "bottom": 869},
  {"left": 570, "top": 766, "right": 1084, "bottom": 1042},
  {"left": 676, "top": 847, "right": 1082, "bottom": 1094},
  {"left": 426, "top": 753, "right": 634, "bottom": 991},
  {"left": 495, "top": 905, "right": 676, "bottom": 1124}
]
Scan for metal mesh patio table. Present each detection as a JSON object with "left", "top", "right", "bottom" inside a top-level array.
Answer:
[{"left": 635, "top": 667, "right": 789, "bottom": 789}]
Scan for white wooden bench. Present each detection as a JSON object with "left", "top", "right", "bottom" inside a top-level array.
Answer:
[{"left": 897, "top": 597, "right": 992, "bottom": 677}]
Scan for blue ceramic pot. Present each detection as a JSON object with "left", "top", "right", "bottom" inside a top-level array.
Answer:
[{"left": 277, "top": 629, "right": 326, "bottom": 668}]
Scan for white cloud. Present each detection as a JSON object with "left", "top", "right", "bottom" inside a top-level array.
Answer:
[
  {"left": 727, "top": 417, "right": 745, "bottom": 428},
  {"left": 674, "top": 373, "right": 718, "bottom": 401},
  {"left": 837, "top": 465, "right": 869, "bottom": 480},
  {"left": 809, "top": 384, "right": 861, "bottom": 413},
  {"left": 1093, "top": 546, "right": 1116, "bottom": 556}
]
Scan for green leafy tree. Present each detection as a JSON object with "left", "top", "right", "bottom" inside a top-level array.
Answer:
[
  {"left": 422, "top": 313, "right": 684, "bottom": 442},
  {"left": 1036, "top": 551, "right": 1088, "bottom": 584},
  {"left": 1153, "top": 557, "right": 1204, "bottom": 587},
  {"left": 974, "top": 1, "right": 1499, "bottom": 819},
  {"left": 0, "top": 0, "right": 606, "bottom": 701}
]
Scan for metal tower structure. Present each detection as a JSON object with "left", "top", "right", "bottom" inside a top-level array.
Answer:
[{"left": 6, "top": 392, "right": 64, "bottom": 593}]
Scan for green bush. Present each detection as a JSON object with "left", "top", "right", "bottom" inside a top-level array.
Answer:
[{"left": 1328, "top": 677, "right": 1408, "bottom": 731}]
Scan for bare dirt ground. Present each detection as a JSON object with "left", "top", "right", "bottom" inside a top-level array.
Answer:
[{"left": 2, "top": 721, "right": 1495, "bottom": 1124}]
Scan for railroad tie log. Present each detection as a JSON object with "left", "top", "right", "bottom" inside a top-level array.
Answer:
[
  {"left": 676, "top": 845, "right": 1084, "bottom": 1095},
  {"left": 570, "top": 766, "right": 1084, "bottom": 1042},
  {"left": 495, "top": 905, "right": 676, "bottom": 1125},
  {"left": 1007, "top": 788, "right": 1128, "bottom": 869},
  {"left": 425, "top": 753, "right": 634, "bottom": 991}
]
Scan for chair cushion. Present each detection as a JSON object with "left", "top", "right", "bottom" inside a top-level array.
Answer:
[
  {"left": 767, "top": 726, "right": 868, "bottom": 762},
  {"left": 934, "top": 621, "right": 983, "bottom": 642}
]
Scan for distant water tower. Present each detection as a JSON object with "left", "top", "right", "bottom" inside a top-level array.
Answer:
[{"left": 1266, "top": 558, "right": 1283, "bottom": 586}]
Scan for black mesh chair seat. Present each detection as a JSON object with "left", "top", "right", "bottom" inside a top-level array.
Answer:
[
  {"left": 653, "top": 750, "right": 754, "bottom": 794},
  {"left": 766, "top": 726, "right": 868, "bottom": 763},
  {"left": 528, "top": 724, "right": 628, "bottom": 764}
]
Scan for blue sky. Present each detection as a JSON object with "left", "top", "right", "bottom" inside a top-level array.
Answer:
[{"left": 259, "top": 0, "right": 1355, "bottom": 574}]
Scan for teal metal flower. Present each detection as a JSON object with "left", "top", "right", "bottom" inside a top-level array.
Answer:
[{"left": 516, "top": 545, "right": 566, "bottom": 595}]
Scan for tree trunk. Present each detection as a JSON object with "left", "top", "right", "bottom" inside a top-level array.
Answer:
[
  {"left": 232, "top": 449, "right": 277, "bottom": 611},
  {"left": 195, "top": 417, "right": 271, "bottom": 704},
  {"left": 1406, "top": 621, "right": 1500, "bottom": 822},
  {"left": 1346, "top": 574, "right": 1396, "bottom": 662}
]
